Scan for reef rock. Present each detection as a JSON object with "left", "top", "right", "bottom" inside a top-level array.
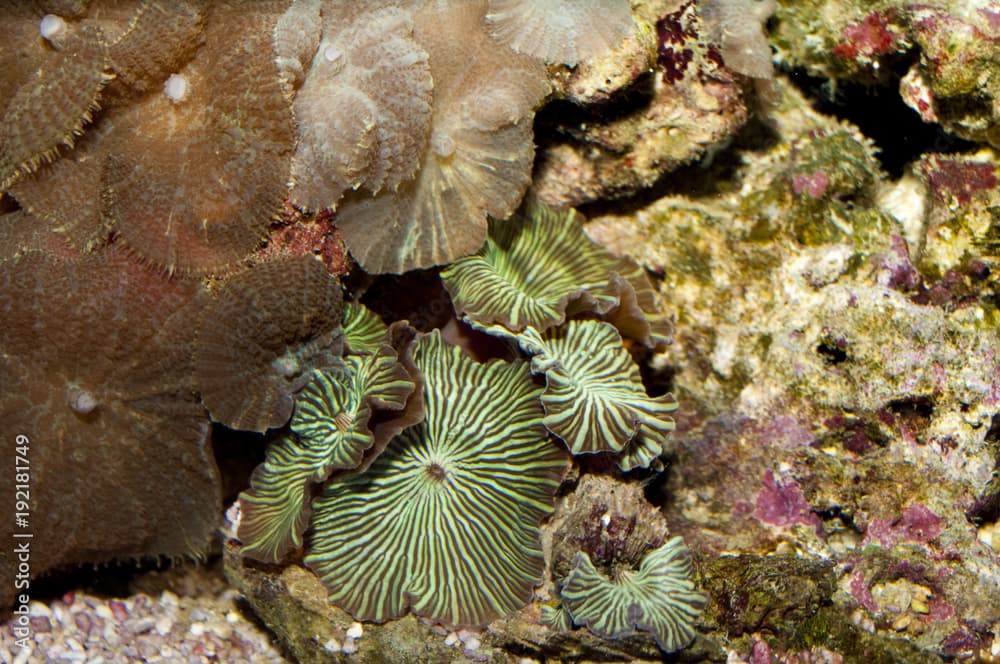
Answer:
[
  {"left": 533, "top": 0, "right": 754, "bottom": 208},
  {"left": 771, "top": 0, "right": 1000, "bottom": 148},
  {"left": 587, "top": 78, "right": 1000, "bottom": 660}
]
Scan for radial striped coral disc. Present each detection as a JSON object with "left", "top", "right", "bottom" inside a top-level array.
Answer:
[
  {"left": 238, "top": 348, "right": 415, "bottom": 563},
  {"left": 441, "top": 205, "right": 626, "bottom": 334},
  {"left": 341, "top": 301, "right": 389, "bottom": 356},
  {"left": 520, "top": 320, "right": 677, "bottom": 462},
  {"left": 560, "top": 537, "right": 706, "bottom": 653},
  {"left": 293, "top": 351, "right": 415, "bottom": 471},
  {"left": 443, "top": 202, "right": 673, "bottom": 351},
  {"left": 235, "top": 433, "right": 317, "bottom": 563},
  {"left": 305, "top": 330, "right": 567, "bottom": 627},
  {"left": 485, "top": 0, "right": 635, "bottom": 66}
]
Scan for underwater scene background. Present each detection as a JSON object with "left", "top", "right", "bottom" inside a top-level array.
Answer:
[{"left": 1, "top": 0, "right": 999, "bottom": 662}]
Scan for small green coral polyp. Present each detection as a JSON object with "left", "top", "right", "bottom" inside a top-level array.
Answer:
[{"left": 559, "top": 536, "right": 706, "bottom": 653}]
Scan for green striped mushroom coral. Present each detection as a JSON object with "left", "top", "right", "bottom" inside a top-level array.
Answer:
[
  {"left": 560, "top": 537, "right": 706, "bottom": 653},
  {"left": 519, "top": 320, "right": 678, "bottom": 470},
  {"left": 440, "top": 203, "right": 671, "bottom": 349},
  {"left": 441, "top": 204, "right": 677, "bottom": 469},
  {"left": 305, "top": 330, "right": 568, "bottom": 626},
  {"left": 340, "top": 300, "right": 390, "bottom": 356},
  {"left": 238, "top": 304, "right": 420, "bottom": 563},
  {"left": 237, "top": 346, "right": 418, "bottom": 562}
]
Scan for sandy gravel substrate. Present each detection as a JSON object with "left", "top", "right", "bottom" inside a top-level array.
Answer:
[{"left": 1, "top": 561, "right": 288, "bottom": 663}]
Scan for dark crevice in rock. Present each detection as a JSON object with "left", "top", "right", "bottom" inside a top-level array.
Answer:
[
  {"left": 885, "top": 394, "right": 934, "bottom": 420},
  {"left": 640, "top": 357, "right": 677, "bottom": 399},
  {"left": 211, "top": 423, "right": 267, "bottom": 506},
  {"left": 534, "top": 72, "right": 659, "bottom": 156},
  {"left": 783, "top": 67, "right": 977, "bottom": 178},
  {"left": 360, "top": 267, "right": 452, "bottom": 331},
  {"left": 813, "top": 505, "right": 861, "bottom": 535},
  {"left": 966, "top": 413, "right": 1000, "bottom": 525},
  {"left": 816, "top": 340, "right": 849, "bottom": 365},
  {"left": 577, "top": 113, "right": 781, "bottom": 221}
]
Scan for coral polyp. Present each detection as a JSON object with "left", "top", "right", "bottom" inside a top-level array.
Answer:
[
  {"left": 0, "top": 249, "right": 219, "bottom": 599},
  {"left": 305, "top": 331, "right": 567, "bottom": 627},
  {"left": 560, "top": 538, "right": 706, "bottom": 653}
]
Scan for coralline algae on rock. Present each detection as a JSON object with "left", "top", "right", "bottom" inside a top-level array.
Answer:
[
  {"left": 585, "top": 74, "right": 1000, "bottom": 660},
  {"left": 771, "top": 0, "right": 1000, "bottom": 148}
]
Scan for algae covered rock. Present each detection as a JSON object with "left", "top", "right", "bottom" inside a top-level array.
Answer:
[
  {"left": 771, "top": 0, "right": 1000, "bottom": 148},
  {"left": 584, "top": 74, "right": 1000, "bottom": 661},
  {"left": 533, "top": 0, "right": 755, "bottom": 208}
]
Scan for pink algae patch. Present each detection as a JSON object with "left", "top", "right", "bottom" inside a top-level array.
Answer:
[
  {"left": 754, "top": 471, "right": 823, "bottom": 535},
  {"left": 924, "top": 158, "right": 998, "bottom": 206},
  {"left": 897, "top": 504, "right": 945, "bottom": 542},
  {"left": 863, "top": 503, "right": 944, "bottom": 547},
  {"left": 849, "top": 571, "right": 879, "bottom": 612},
  {"left": 792, "top": 171, "right": 830, "bottom": 199},
  {"left": 978, "top": 7, "right": 1000, "bottom": 32},
  {"left": 927, "top": 595, "right": 955, "bottom": 622},
  {"left": 833, "top": 12, "right": 903, "bottom": 60}
]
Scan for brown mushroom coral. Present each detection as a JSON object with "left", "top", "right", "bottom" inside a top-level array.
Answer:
[
  {"left": 273, "top": 0, "right": 322, "bottom": 90},
  {"left": 0, "top": 209, "right": 78, "bottom": 260},
  {"left": 86, "top": 0, "right": 208, "bottom": 104},
  {"left": 195, "top": 255, "right": 344, "bottom": 433},
  {"left": 6, "top": 124, "right": 111, "bottom": 252},
  {"left": 102, "top": 1, "right": 295, "bottom": 274},
  {"left": 290, "top": 3, "right": 432, "bottom": 212},
  {"left": 0, "top": 249, "right": 219, "bottom": 594},
  {"left": 485, "top": 0, "right": 635, "bottom": 66},
  {"left": 0, "top": 5, "right": 110, "bottom": 188},
  {"left": 332, "top": 0, "right": 549, "bottom": 274}
]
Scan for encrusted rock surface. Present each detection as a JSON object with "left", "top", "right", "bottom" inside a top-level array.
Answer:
[
  {"left": 533, "top": 0, "right": 753, "bottom": 208},
  {"left": 770, "top": 0, "right": 1000, "bottom": 148},
  {"left": 586, "top": 75, "right": 1000, "bottom": 661}
]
